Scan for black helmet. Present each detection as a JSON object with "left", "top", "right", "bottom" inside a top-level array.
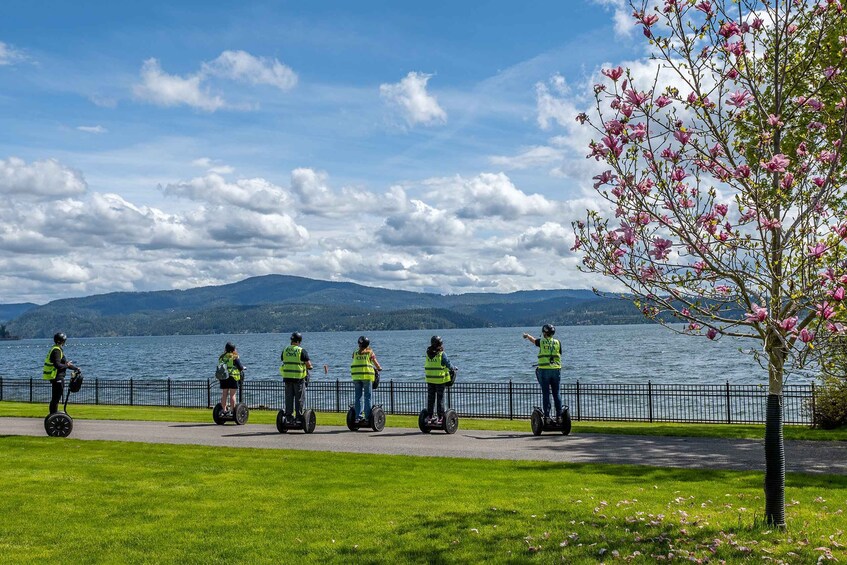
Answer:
[
  {"left": 430, "top": 335, "right": 443, "bottom": 347},
  {"left": 357, "top": 335, "right": 370, "bottom": 348},
  {"left": 53, "top": 332, "right": 67, "bottom": 344},
  {"left": 542, "top": 324, "right": 556, "bottom": 336},
  {"left": 290, "top": 332, "right": 302, "bottom": 343},
  {"left": 225, "top": 342, "right": 236, "bottom": 353}
]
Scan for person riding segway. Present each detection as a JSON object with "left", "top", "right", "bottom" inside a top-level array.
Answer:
[
  {"left": 42, "top": 332, "right": 82, "bottom": 437},
  {"left": 346, "top": 335, "right": 386, "bottom": 432},
  {"left": 523, "top": 324, "right": 571, "bottom": 435},
  {"left": 418, "top": 335, "right": 459, "bottom": 434},
  {"left": 212, "top": 342, "right": 249, "bottom": 425},
  {"left": 276, "top": 332, "right": 316, "bottom": 433}
]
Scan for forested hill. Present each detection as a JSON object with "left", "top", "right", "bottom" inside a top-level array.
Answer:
[
  {"left": 4, "top": 275, "right": 649, "bottom": 338},
  {"left": 0, "top": 303, "right": 37, "bottom": 322}
]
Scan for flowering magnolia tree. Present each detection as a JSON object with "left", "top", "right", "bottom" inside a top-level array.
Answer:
[{"left": 573, "top": 0, "right": 847, "bottom": 527}]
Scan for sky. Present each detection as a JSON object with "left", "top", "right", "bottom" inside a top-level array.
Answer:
[{"left": 0, "top": 0, "right": 644, "bottom": 304}]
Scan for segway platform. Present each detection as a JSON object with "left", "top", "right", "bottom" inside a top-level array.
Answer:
[
  {"left": 530, "top": 406, "right": 572, "bottom": 435},
  {"left": 213, "top": 402, "right": 249, "bottom": 425},
  {"left": 418, "top": 408, "right": 459, "bottom": 434},
  {"left": 44, "top": 369, "right": 83, "bottom": 438},
  {"left": 276, "top": 409, "right": 316, "bottom": 433},
  {"left": 346, "top": 404, "right": 386, "bottom": 432}
]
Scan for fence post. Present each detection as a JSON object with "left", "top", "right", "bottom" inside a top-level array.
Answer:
[
  {"left": 447, "top": 385, "right": 452, "bottom": 409},
  {"left": 238, "top": 379, "right": 244, "bottom": 404},
  {"left": 95, "top": 378, "right": 99, "bottom": 405},
  {"left": 389, "top": 380, "right": 395, "bottom": 415},
  {"left": 335, "top": 379, "right": 340, "bottom": 412},
  {"left": 0, "top": 377, "right": 3, "bottom": 402},
  {"left": 167, "top": 378, "right": 172, "bottom": 407},
  {"left": 206, "top": 378, "right": 211, "bottom": 408},
  {"left": 508, "top": 379, "right": 514, "bottom": 420},
  {"left": 810, "top": 382, "right": 817, "bottom": 427},
  {"left": 725, "top": 381, "right": 731, "bottom": 424},
  {"left": 648, "top": 380, "right": 653, "bottom": 423},
  {"left": 30, "top": 377, "right": 33, "bottom": 403},
  {"left": 130, "top": 378, "right": 134, "bottom": 406},
  {"left": 576, "top": 380, "right": 581, "bottom": 421}
]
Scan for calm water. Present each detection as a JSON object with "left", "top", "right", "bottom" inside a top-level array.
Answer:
[{"left": 0, "top": 325, "right": 816, "bottom": 385}]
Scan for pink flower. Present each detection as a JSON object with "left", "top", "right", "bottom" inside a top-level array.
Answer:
[
  {"left": 592, "top": 170, "right": 615, "bottom": 189},
  {"left": 725, "top": 68, "right": 739, "bottom": 80},
  {"left": 602, "top": 66, "right": 624, "bottom": 81},
  {"left": 655, "top": 95, "right": 672, "bottom": 108},
  {"left": 688, "top": 322, "right": 702, "bottom": 331},
  {"left": 809, "top": 242, "right": 827, "bottom": 259},
  {"left": 719, "top": 21, "right": 740, "bottom": 38},
  {"left": 812, "top": 176, "right": 827, "bottom": 188},
  {"left": 819, "top": 150, "right": 837, "bottom": 163},
  {"left": 751, "top": 17, "right": 764, "bottom": 30},
  {"left": 692, "top": 261, "right": 707, "bottom": 276},
  {"left": 673, "top": 129, "right": 691, "bottom": 145},
  {"left": 830, "top": 286, "right": 845, "bottom": 301},
  {"left": 799, "top": 328, "right": 815, "bottom": 344},
  {"left": 797, "top": 142, "right": 808, "bottom": 157},
  {"left": 806, "top": 98, "right": 823, "bottom": 111},
  {"left": 817, "top": 302, "right": 836, "bottom": 320},
  {"left": 695, "top": 1, "right": 714, "bottom": 16},
  {"left": 745, "top": 303, "right": 768, "bottom": 323},
  {"left": 762, "top": 154, "right": 790, "bottom": 172},
  {"left": 780, "top": 173, "right": 794, "bottom": 190},
  {"left": 570, "top": 237, "right": 582, "bottom": 252},
  {"left": 714, "top": 203, "right": 728, "bottom": 217},
  {"left": 727, "top": 90, "right": 752, "bottom": 108},
  {"left": 707, "top": 328, "right": 718, "bottom": 340},
  {"left": 725, "top": 41, "right": 746, "bottom": 57},
  {"left": 734, "top": 164, "right": 751, "bottom": 178},
  {"left": 768, "top": 114, "right": 783, "bottom": 127},
  {"left": 715, "top": 285, "right": 731, "bottom": 294},
  {"left": 827, "top": 322, "right": 846, "bottom": 334},
  {"left": 602, "top": 135, "right": 623, "bottom": 158},
  {"left": 625, "top": 89, "right": 651, "bottom": 107},
  {"left": 649, "top": 237, "right": 673, "bottom": 260},
  {"left": 671, "top": 167, "right": 687, "bottom": 182},
  {"left": 760, "top": 217, "right": 782, "bottom": 230},
  {"left": 778, "top": 317, "right": 798, "bottom": 331}
]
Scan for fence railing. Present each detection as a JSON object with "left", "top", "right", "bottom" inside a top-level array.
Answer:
[{"left": 0, "top": 377, "right": 816, "bottom": 425}]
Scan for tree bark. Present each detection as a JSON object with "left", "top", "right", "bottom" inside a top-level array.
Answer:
[{"left": 765, "top": 346, "right": 786, "bottom": 528}]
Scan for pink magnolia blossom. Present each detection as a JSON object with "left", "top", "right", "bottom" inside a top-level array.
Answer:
[
  {"left": 825, "top": 66, "right": 840, "bottom": 80},
  {"left": 602, "top": 135, "right": 623, "bottom": 158},
  {"left": 725, "top": 41, "right": 746, "bottom": 57},
  {"left": 796, "top": 142, "right": 808, "bottom": 157},
  {"left": 661, "top": 148, "right": 680, "bottom": 161},
  {"left": 762, "top": 154, "right": 790, "bottom": 172},
  {"left": 760, "top": 217, "right": 782, "bottom": 230},
  {"left": 834, "top": 223, "right": 847, "bottom": 240},
  {"left": 602, "top": 66, "right": 624, "bottom": 81},
  {"left": 715, "top": 285, "right": 731, "bottom": 294},
  {"left": 768, "top": 114, "right": 783, "bottom": 127},
  {"left": 688, "top": 322, "right": 702, "bottom": 331},
  {"left": 670, "top": 167, "right": 687, "bottom": 181},
  {"left": 625, "top": 89, "right": 651, "bottom": 107},
  {"left": 592, "top": 170, "right": 615, "bottom": 189},
  {"left": 725, "top": 68, "right": 739, "bottom": 80},
  {"left": 695, "top": 1, "right": 714, "bottom": 16},
  {"left": 751, "top": 17, "right": 764, "bottom": 30},
  {"left": 734, "top": 164, "right": 751, "bottom": 178},
  {"left": 570, "top": 237, "right": 582, "bottom": 252},
  {"left": 629, "top": 122, "right": 647, "bottom": 141},
  {"left": 817, "top": 302, "right": 836, "bottom": 320},
  {"left": 739, "top": 208, "right": 757, "bottom": 223},
  {"left": 829, "top": 286, "right": 845, "bottom": 301},
  {"left": 692, "top": 261, "right": 707, "bottom": 276},
  {"left": 719, "top": 21, "right": 740, "bottom": 38},
  {"left": 799, "top": 328, "right": 815, "bottom": 344},
  {"left": 778, "top": 317, "right": 798, "bottom": 332},
  {"left": 727, "top": 90, "right": 752, "bottom": 107},
  {"left": 805, "top": 98, "right": 823, "bottom": 111},
  {"left": 809, "top": 242, "right": 827, "bottom": 259},
  {"left": 780, "top": 173, "right": 794, "bottom": 190},
  {"left": 819, "top": 150, "right": 837, "bottom": 163},
  {"left": 813, "top": 176, "right": 827, "bottom": 188},
  {"left": 745, "top": 303, "right": 768, "bottom": 323},
  {"left": 714, "top": 203, "right": 728, "bottom": 217},
  {"left": 787, "top": 24, "right": 798, "bottom": 34},
  {"left": 654, "top": 95, "right": 672, "bottom": 108},
  {"left": 649, "top": 237, "right": 673, "bottom": 260},
  {"left": 673, "top": 129, "right": 691, "bottom": 145},
  {"left": 604, "top": 119, "right": 625, "bottom": 135},
  {"left": 827, "top": 322, "right": 846, "bottom": 334}
]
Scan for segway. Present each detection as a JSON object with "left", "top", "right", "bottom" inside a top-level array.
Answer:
[
  {"left": 276, "top": 408, "right": 316, "bottom": 433},
  {"left": 212, "top": 402, "right": 249, "bottom": 425},
  {"left": 346, "top": 404, "right": 386, "bottom": 432},
  {"left": 530, "top": 405, "right": 572, "bottom": 435},
  {"left": 44, "top": 369, "right": 83, "bottom": 438},
  {"left": 418, "top": 408, "right": 459, "bottom": 434}
]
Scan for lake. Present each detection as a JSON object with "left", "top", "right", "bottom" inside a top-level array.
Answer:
[{"left": 0, "top": 325, "right": 816, "bottom": 385}]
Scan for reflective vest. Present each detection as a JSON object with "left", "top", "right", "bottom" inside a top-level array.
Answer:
[
  {"left": 42, "top": 345, "right": 63, "bottom": 380},
  {"left": 538, "top": 338, "right": 562, "bottom": 369},
  {"left": 280, "top": 345, "right": 307, "bottom": 379},
  {"left": 218, "top": 352, "right": 242, "bottom": 381},
  {"left": 351, "top": 350, "right": 375, "bottom": 381},
  {"left": 425, "top": 352, "right": 450, "bottom": 384}
]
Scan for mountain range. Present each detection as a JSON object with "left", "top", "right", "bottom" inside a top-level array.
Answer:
[{"left": 2, "top": 275, "right": 649, "bottom": 338}]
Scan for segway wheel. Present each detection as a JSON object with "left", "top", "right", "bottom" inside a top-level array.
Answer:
[
  {"left": 234, "top": 403, "right": 249, "bottom": 425},
  {"left": 346, "top": 406, "right": 357, "bottom": 431},
  {"left": 45, "top": 412, "right": 73, "bottom": 437},
  {"left": 530, "top": 409, "right": 543, "bottom": 436},
  {"left": 371, "top": 405, "right": 386, "bottom": 432},
  {"left": 303, "top": 409, "right": 316, "bottom": 434},
  {"left": 444, "top": 409, "right": 459, "bottom": 435},
  {"left": 213, "top": 403, "right": 226, "bottom": 425},
  {"left": 276, "top": 410, "right": 288, "bottom": 433},
  {"left": 561, "top": 407, "right": 572, "bottom": 436},
  {"left": 418, "top": 409, "right": 431, "bottom": 434}
]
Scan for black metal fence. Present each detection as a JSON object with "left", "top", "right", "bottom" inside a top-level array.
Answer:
[{"left": 0, "top": 377, "right": 816, "bottom": 425}]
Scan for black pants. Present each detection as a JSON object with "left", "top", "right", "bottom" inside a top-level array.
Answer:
[
  {"left": 49, "top": 379, "right": 65, "bottom": 414},
  {"left": 427, "top": 383, "right": 446, "bottom": 418},
  {"left": 284, "top": 379, "right": 306, "bottom": 418}
]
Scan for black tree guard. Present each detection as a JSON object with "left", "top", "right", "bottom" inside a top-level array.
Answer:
[{"left": 764, "top": 393, "right": 786, "bottom": 528}]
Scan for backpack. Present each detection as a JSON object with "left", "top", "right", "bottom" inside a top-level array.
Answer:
[{"left": 215, "top": 359, "right": 230, "bottom": 381}]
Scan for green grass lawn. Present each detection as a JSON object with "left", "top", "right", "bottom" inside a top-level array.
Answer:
[
  {"left": 2, "top": 400, "right": 846, "bottom": 440},
  {"left": 1, "top": 436, "right": 845, "bottom": 564}
]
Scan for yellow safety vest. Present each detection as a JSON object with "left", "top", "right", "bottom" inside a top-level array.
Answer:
[
  {"left": 42, "top": 345, "right": 62, "bottom": 380},
  {"left": 351, "top": 350, "right": 375, "bottom": 381},
  {"left": 538, "top": 338, "right": 562, "bottom": 369},
  {"left": 219, "top": 352, "right": 242, "bottom": 381},
  {"left": 280, "top": 345, "right": 307, "bottom": 379},
  {"left": 425, "top": 352, "right": 450, "bottom": 384}
]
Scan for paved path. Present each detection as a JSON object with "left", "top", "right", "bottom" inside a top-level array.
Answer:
[{"left": 2, "top": 417, "right": 844, "bottom": 474}]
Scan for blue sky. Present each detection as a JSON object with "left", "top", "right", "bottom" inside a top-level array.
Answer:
[{"left": 0, "top": 0, "right": 642, "bottom": 303}]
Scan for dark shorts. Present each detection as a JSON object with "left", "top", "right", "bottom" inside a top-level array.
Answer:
[{"left": 219, "top": 377, "right": 239, "bottom": 390}]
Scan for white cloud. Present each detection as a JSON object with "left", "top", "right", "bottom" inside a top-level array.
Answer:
[
  {"left": 0, "top": 41, "right": 27, "bottom": 66},
  {"left": 536, "top": 74, "right": 578, "bottom": 130},
  {"left": 201, "top": 50, "right": 297, "bottom": 91},
  {"left": 289, "top": 167, "right": 405, "bottom": 217},
  {"left": 162, "top": 173, "right": 290, "bottom": 214},
  {"left": 378, "top": 199, "right": 470, "bottom": 247},
  {"left": 76, "top": 125, "right": 107, "bottom": 134},
  {"left": 425, "top": 172, "right": 557, "bottom": 219},
  {"left": 509, "top": 222, "right": 577, "bottom": 256},
  {"left": 0, "top": 157, "right": 87, "bottom": 198},
  {"left": 590, "top": 0, "right": 634, "bottom": 38},
  {"left": 380, "top": 72, "right": 447, "bottom": 127},
  {"left": 133, "top": 58, "right": 225, "bottom": 112},
  {"left": 489, "top": 143, "right": 565, "bottom": 170}
]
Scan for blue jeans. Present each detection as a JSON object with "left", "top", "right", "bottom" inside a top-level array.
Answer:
[
  {"left": 354, "top": 380, "right": 372, "bottom": 419},
  {"left": 537, "top": 368, "right": 562, "bottom": 418}
]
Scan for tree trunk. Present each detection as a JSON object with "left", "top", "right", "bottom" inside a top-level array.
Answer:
[{"left": 765, "top": 349, "right": 786, "bottom": 528}]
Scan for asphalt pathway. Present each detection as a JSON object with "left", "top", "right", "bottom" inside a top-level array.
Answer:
[{"left": 2, "top": 417, "right": 844, "bottom": 474}]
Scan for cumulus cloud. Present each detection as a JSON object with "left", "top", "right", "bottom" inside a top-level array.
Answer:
[
  {"left": 289, "top": 167, "right": 405, "bottom": 218},
  {"left": 0, "top": 41, "right": 27, "bottom": 66},
  {"left": 76, "top": 125, "right": 107, "bottom": 134},
  {"left": 536, "top": 74, "right": 579, "bottom": 130},
  {"left": 378, "top": 199, "right": 470, "bottom": 247},
  {"left": 425, "top": 172, "right": 557, "bottom": 220},
  {"left": 380, "top": 72, "right": 447, "bottom": 127},
  {"left": 133, "top": 58, "right": 225, "bottom": 111},
  {"left": 591, "top": 0, "right": 634, "bottom": 38},
  {"left": 162, "top": 173, "right": 289, "bottom": 214},
  {"left": 509, "top": 222, "right": 577, "bottom": 256},
  {"left": 201, "top": 50, "right": 297, "bottom": 91},
  {"left": 0, "top": 157, "right": 87, "bottom": 198}
]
